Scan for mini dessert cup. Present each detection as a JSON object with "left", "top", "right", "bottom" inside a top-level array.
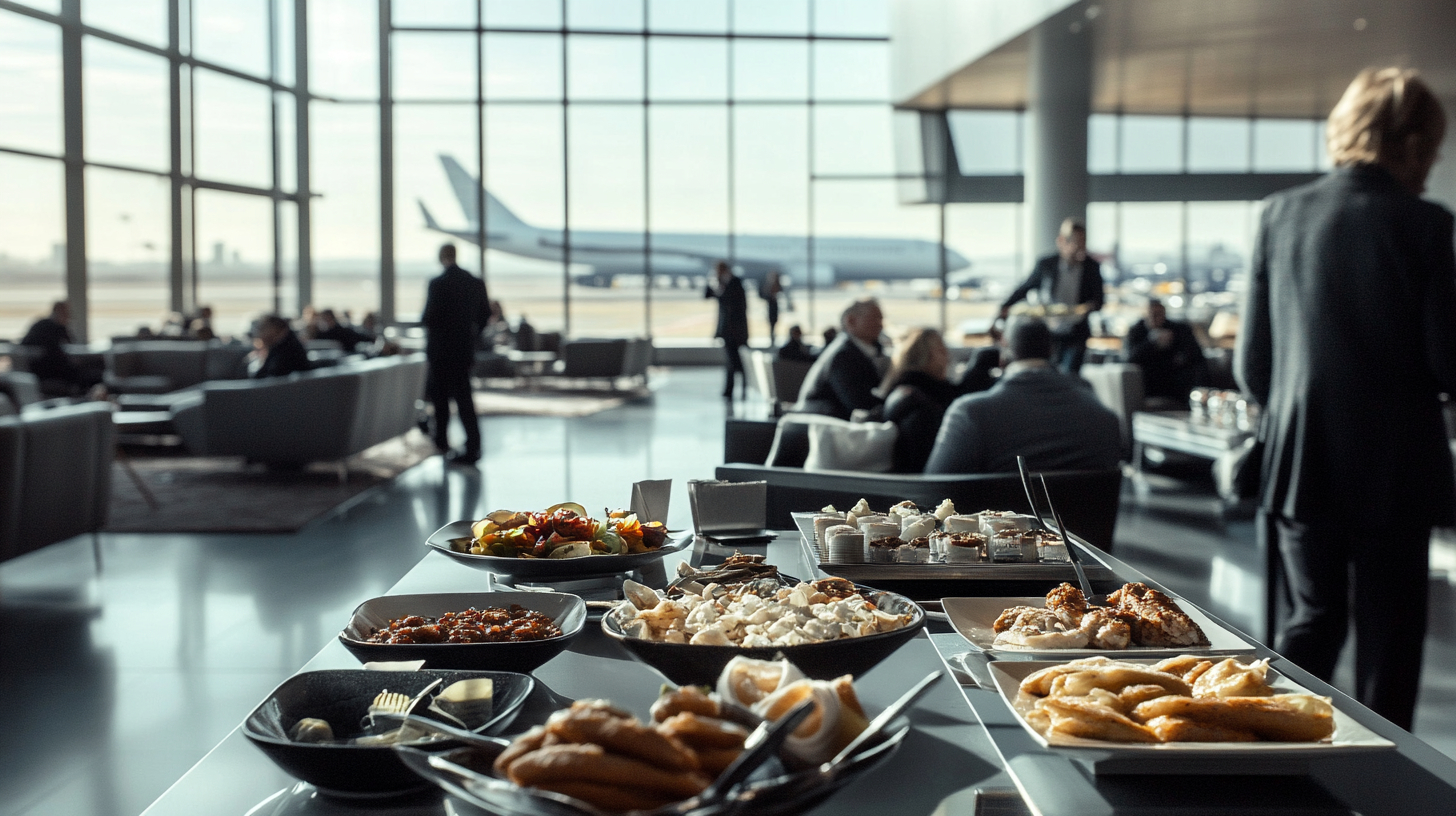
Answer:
[
  {"left": 826, "top": 526, "right": 865, "bottom": 564},
  {"left": 945, "top": 533, "right": 986, "bottom": 563}
]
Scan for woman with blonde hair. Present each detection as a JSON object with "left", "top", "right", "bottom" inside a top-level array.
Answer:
[
  {"left": 1236, "top": 67, "right": 1456, "bottom": 729},
  {"left": 880, "top": 327, "right": 997, "bottom": 472}
]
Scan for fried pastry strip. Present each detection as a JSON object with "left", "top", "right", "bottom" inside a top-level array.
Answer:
[
  {"left": 1131, "top": 694, "right": 1335, "bottom": 742},
  {"left": 546, "top": 704, "right": 699, "bottom": 771},
  {"left": 506, "top": 744, "right": 711, "bottom": 798},
  {"left": 1143, "top": 715, "right": 1259, "bottom": 743}
]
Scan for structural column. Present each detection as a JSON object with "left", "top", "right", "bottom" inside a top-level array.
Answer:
[
  {"left": 1023, "top": 6, "right": 1093, "bottom": 261},
  {"left": 378, "top": 0, "right": 394, "bottom": 324},
  {"left": 294, "top": 0, "right": 313, "bottom": 311},
  {"left": 60, "top": 0, "right": 87, "bottom": 340}
]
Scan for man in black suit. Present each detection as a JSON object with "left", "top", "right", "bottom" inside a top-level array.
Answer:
[
  {"left": 423, "top": 244, "right": 490, "bottom": 465},
  {"left": 997, "top": 218, "right": 1104, "bottom": 374},
  {"left": 775, "top": 325, "right": 817, "bottom": 364},
  {"left": 705, "top": 260, "right": 749, "bottom": 400},
  {"left": 1236, "top": 68, "right": 1455, "bottom": 729},
  {"left": 1124, "top": 298, "right": 1207, "bottom": 402},
  {"left": 249, "top": 314, "right": 310, "bottom": 379},
  {"left": 794, "top": 298, "right": 886, "bottom": 420}
]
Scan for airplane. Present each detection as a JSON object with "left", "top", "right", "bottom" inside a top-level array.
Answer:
[{"left": 418, "top": 155, "right": 970, "bottom": 288}]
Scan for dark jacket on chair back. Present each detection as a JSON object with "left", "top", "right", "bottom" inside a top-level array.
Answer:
[
  {"left": 795, "top": 334, "right": 883, "bottom": 420},
  {"left": 1235, "top": 164, "right": 1456, "bottom": 527}
]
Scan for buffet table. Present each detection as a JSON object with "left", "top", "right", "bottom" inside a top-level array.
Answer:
[{"left": 140, "top": 533, "right": 1456, "bottom": 816}]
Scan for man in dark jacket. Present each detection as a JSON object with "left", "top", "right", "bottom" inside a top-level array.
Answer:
[
  {"left": 20, "top": 301, "right": 94, "bottom": 392},
  {"left": 924, "top": 318, "right": 1120, "bottom": 474},
  {"left": 794, "top": 299, "right": 886, "bottom": 420},
  {"left": 1124, "top": 298, "right": 1207, "bottom": 402},
  {"left": 775, "top": 325, "right": 817, "bottom": 363},
  {"left": 250, "top": 314, "right": 310, "bottom": 379},
  {"left": 423, "top": 244, "right": 490, "bottom": 464},
  {"left": 997, "top": 218, "right": 1104, "bottom": 374},
  {"left": 1235, "top": 68, "right": 1456, "bottom": 729},
  {"left": 705, "top": 260, "right": 749, "bottom": 399}
]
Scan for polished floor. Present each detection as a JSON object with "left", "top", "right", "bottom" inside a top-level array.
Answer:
[{"left": 1, "top": 367, "right": 1453, "bottom": 816}]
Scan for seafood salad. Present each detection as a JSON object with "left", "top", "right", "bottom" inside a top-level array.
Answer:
[{"left": 613, "top": 574, "right": 914, "bottom": 647}]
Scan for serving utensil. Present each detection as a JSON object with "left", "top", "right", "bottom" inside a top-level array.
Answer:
[
  {"left": 1015, "top": 456, "right": 1100, "bottom": 603},
  {"left": 827, "top": 670, "right": 940, "bottom": 766},
  {"left": 679, "top": 700, "right": 818, "bottom": 812},
  {"left": 368, "top": 678, "right": 442, "bottom": 728}
]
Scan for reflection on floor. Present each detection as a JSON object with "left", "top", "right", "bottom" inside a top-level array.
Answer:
[{"left": 1, "top": 367, "right": 1453, "bottom": 816}]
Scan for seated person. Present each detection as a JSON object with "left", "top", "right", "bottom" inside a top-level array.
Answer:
[
  {"left": 20, "top": 300, "right": 102, "bottom": 395},
  {"left": 776, "top": 324, "right": 817, "bottom": 363},
  {"left": 794, "top": 299, "right": 887, "bottom": 420},
  {"left": 1124, "top": 298, "right": 1207, "bottom": 402},
  {"left": 250, "top": 314, "right": 310, "bottom": 379},
  {"left": 881, "top": 328, "right": 998, "bottom": 473},
  {"left": 925, "top": 318, "right": 1121, "bottom": 474},
  {"left": 313, "top": 309, "right": 373, "bottom": 351}
]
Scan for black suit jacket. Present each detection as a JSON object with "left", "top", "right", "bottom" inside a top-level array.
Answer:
[
  {"left": 1236, "top": 164, "right": 1456, "bottom": 527},
  {"left": 795, "top": 335, "right": 883, "bottom": 420},
  {"left": 705, "top": 275, "right": 749, "bottom": 345},
  {"left": 254, "top": 331, "right": 310, "bottom": 379},
  {"left": 20, "top": 317, "right": 78, "bottom": 382},
  {"left": 423, "top": 265, "right": 490, "bottom": 368},
  {"left": 1000, "top": 255, "right": 1105, "bottom": 342}
]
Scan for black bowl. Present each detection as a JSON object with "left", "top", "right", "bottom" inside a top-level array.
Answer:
[
  {"left": 338, "top": 592, "right": 586, "bottom": 673},
  {"left": 601, "top": 588, "right": 926, "bottom": 686},
  {"left": 242, "top": 669, "right": 533, "bottom": 797}
]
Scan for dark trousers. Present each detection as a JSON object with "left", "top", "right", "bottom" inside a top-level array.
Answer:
[
  {"left": 427, "top": 362, "right": 480, "bottom": 456},
  {"left": 723, "top": 342, "right": 746, "bottom": 398},
  {"left": 1275, "top": 515, "right": 1430, "bottom": 729},
  {"left": 1052, "top": 335, "right": 1087, "bottom": 374}
]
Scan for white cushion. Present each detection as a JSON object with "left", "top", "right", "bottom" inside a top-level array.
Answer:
[{"left": 803, "top": 417, "right": 897, "bottom": 473}]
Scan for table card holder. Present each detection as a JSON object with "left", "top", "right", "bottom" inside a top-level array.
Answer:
[
  {"left": 687, "top": 479, "right": 767, "bottom": 538},
  {"left": 630, "top": 479, "right": 671, "bottom": 524}
]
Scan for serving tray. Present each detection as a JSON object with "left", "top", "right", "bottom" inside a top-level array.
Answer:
[{"left": 941, "top": 595, "right": 1255, "bottom": 657}]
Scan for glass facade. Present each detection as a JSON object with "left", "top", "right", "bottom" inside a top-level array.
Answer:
[{"left": 0, "top": 0, "right": 1327, "bottom": 345}]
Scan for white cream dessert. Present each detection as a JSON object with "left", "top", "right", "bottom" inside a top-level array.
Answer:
[
  {"left": 860, "top": 520, "right": 900, "bottom": 542},
  {"left": 980, "top": 511, "right": 1036, "bottom": 537},
  {"left": 896, "top": 537, "right": 930, "bottom": 563},
  {"left": 945, "top": 532, "right": 986, "bottom": 563},
  {"left": 899, "top": 514, "right": 938, "bottom": 541},
  {"left": 944, "top": 514, "right": 982, "bottom": 534},
  {"left": 814, "top": 513, "right": 845, "bottom": 548},
  {"left": 932, "top": 498, "right": 956, "bottom": 522},
  {"left": 990, "top": 529, "right": 1038, "bottom": 562},
  {"left": 825, "top": 524, "right": 865, "bottom": 563}
]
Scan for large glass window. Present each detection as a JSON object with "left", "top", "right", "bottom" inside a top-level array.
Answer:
[
  {"left": 485, "top": 34, "right": 561, "bottom": 100},
  {"left": 568, "top": 104, "right": 645, "bottom": 336},
  {"left": 1120, "top": 115, "right": 1183, "bottom": 173},
  {"left": 945, "top": 202, "right": 1020, "bottom": 341},
  {"left": 85, "top": 167, "right": 170, "bottom": 339},
  {"left": 192, "top": 0, "right": 272, "bottom": 78},
  {"left": 1188, "top": 117, "right": 1249, "bottom": 172},
  {"left": 193, "top": 189, "right": 275, "bottom": 331},
  {"left": 83, "top": 38, "right": 169, "bottom": 172},
  {"left": 648, "top": 105, "right": 729, "bottom": 341},
  {"left": 648, "top": 37, "right": 726, "bottom": 101},
  {"left": 394, "top": 33, "right": 478, "bottom": 101},
  {"left": 84, "top": 0, "right": 168, "bottom": 48},
  {"left": 312, "top": 103, "right": 380, "bottom": 319},
  {"left": 568, "top": 35, "right": 642, "bottom": 101},
  {"left": 193, "top": 69, "right": 273, "bottom": 188},
  {"left": 392, "top": 104, "right": 478, "bottom": 313},
  {"left": 732, "top": 40, "right": 807, "bottom": 101},
  {"left": 812, "top": 41, "right": 888, "bottom": 101},
  {"left": 309, "top": 0, "right": 378, "bottom": 99},
  {"left": 0, "top": 11, "right": 62, "bottom": 156},
  {"left": 0, "top": 154, "right": 65, "bottom": 341},
  {"left": 483, "top": 104, "right": 565, "bottom": 334},
  {"left": 948, "top": 111, "right": 1019, "bottom": 174},
  {"left": 1253, "top": 119, "right": 1318, "bottom": 171}
]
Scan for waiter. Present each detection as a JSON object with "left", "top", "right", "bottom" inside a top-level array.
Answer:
[
  {"left": 995, "top": 218, "right": 1104, "bottom": 374},
  {"left": 422, "top": 243, "right": 490, "bottom": 465}
]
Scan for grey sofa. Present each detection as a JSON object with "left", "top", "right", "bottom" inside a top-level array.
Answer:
[
  {"left": 556, "top": 338, "right": 651, "bottom": 386},
  {"left": 168, "top": 355, "right": 428, "bottom": 465},
  {"left": 105, "top": 340, "right": 253, "bottom": 394},
  {"left": 0, "top": 402, "right": 115, "bottom": 563}
]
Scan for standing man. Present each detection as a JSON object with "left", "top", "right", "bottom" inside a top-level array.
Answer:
[
  {"left": 996, "top": 218, "right": 1104, "bottom": 374},
  {"left": 705, "top": 260, "right": 749, "bottom": 400},
  {"left": 423, "top": 243, "right": 490, "bottom": 465}
]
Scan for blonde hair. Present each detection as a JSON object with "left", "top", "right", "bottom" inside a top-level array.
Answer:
[
  {"left": 1326, "top": 67, "right": 1445, "bottom": 167},
  {"left": 879, "top": 327, "right": 946, "bottom": 393}
]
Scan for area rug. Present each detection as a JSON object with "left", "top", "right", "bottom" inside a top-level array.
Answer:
[
  {"left": 472, "top": 387, "right": 648, "bottom": 418},
  {"left": 105, "top": 431, "right": 439, "bottom": 534}
]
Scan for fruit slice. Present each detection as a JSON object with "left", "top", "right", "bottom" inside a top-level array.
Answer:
[
  {"left": 544, "top": 502, "right": 589, "bottom": 519},
  {"left": 547, "top": 541, "right": 593, "bottom": 559}
]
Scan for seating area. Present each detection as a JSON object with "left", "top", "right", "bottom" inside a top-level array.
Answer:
[{"left": 0, "top": 402, "right": 114, "bottom": 564}]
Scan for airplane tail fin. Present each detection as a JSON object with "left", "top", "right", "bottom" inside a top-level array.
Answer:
[
  {"left": 418, "top": 199, "right": 442, "bottom": 232},
  {"left": 439, "top": 154, "right": 530, "bottom": 231}
]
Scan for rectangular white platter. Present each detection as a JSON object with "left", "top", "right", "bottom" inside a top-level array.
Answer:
[{"left": 943, "top": 595, "right": 1256, "bottom": 657}]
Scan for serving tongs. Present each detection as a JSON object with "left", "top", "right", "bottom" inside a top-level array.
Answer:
[{"left": 1015, "top": 455, "right": 1100, "bottom": 604}]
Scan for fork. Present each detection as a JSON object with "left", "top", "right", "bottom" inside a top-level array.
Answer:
[{"left": 368, "top": 677, "right": 443, "bottom": 726}]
